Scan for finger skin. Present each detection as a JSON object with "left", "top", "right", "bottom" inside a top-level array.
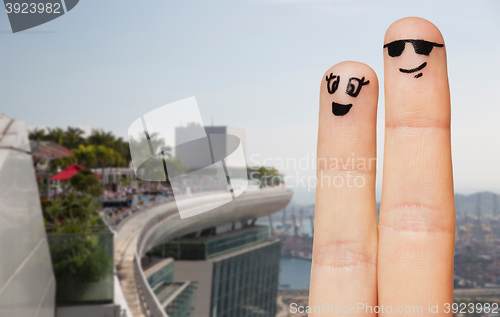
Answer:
[
  {"left": 379, "top": 17, "right": 455, "bottom": 316},
  {"left": 309, "top": 61, "right": 378, "bottom": 316}
]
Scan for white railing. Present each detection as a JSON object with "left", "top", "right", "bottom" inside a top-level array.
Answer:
[{"left": 129, "top": 188, "right": 293, "bottom": 317}]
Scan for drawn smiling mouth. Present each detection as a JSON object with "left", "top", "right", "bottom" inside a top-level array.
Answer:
[
  {"left": 332, "top": 102, "right": 352, "bottom": 116},
  {"left": 399, "top": 62, "right": 427, "bottom": 78}
]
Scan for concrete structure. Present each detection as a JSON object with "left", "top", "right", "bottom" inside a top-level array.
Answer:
[
  {"left": 0, "top": 116, "right": 289, "bottom": 317},
  {"left": 56, "top": 304, "right": 121, "bottom": 317},
  {"left": 175, "top": 126, "right": 247, "bottom": 171},
  {"left": 114, "top": 186, "right": 292, "bottom": 317},
  {"left": 0, "top": 117, "right": 55, "bottom": 317},
  {"left": 91, "top": 166, "right": 136, "bottom": 185},
  {"left": 169, "top": 228, "right": 281, "bottom": 317}
]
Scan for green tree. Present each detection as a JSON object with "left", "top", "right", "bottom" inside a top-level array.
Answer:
[
  {"left": 63, "top": 126, "right": 86, "bottom": 149},
  {"left": 128, "top": 131, "right": 166, "bottom": 159},
  {"left": 88, "top": 129, "right": 115, "bottom": 148},
  {"left": 72, "top": 144, "right": 97, "bottom": 168},
  {"left": 45, "top": 199, "right": 64, "bottom": 231},
  {"left": 64, "top": 192, "right": 78, "bottom": 222},
  {"left": 70, "top": 169, "right": 104, "bottom": 197},
  {"left": 248, "top": 166, "right": 282, "bottom": 187},
  {"left": 29, "top": 127, "right": 47, "bottom": 141},
  {"left": 46, "top": 127, "right": 65, "bottom": 145},
  {"left": 30, "top": 126, "right": 132, "bottom": 171},
  {"left": 164, "top": 157, "right": 188, "bottom": 181}
]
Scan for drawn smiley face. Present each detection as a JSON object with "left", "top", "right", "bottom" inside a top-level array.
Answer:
[
  {"left": 326, "top": 73, "right": 370, "bottom": 116},
  {"left": 384, "top": 39, "right": 444, "bottom": 78}
]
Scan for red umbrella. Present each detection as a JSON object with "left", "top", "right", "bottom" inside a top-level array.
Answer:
[{"left": 50, "top": 164, "right": 102, "bottom": 180}]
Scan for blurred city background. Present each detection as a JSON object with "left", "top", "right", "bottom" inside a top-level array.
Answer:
[
  {"left": 1, "top": 1, "right": 499, "bottom": 317},
  {"left": 1, "top": 118, "right": 499, "bottom": 317}
]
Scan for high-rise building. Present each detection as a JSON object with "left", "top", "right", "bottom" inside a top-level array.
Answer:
[
  {"left": 144, "top": 258, "right": 198, "bottom": 317},
  {"left": 147, "top": 225, "right": 280, "bottom": 317},
  {"left": 0, "top": 117, "right": 56, "bottom": 317},
  {"left": 175, "top": 126, "right": 247, "bottom": 172}
]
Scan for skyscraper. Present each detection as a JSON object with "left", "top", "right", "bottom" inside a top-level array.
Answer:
[{"left": 147, "top": 224, "right": 280, "bottom": 317}]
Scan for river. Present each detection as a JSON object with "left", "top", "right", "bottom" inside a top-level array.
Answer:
[{"left": 278, "top": 257, "right": 312, "bottom": 289}]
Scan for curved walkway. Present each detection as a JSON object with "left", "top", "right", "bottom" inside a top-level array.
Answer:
[
  {"left": 115, "top": 200, "right": 178, "bottom": 317},
  {"left": 114, "top": 188, "right": 293, "bottom": 317}
]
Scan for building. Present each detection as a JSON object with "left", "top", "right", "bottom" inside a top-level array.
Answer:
[
  {"left": 0, "top": 117, "right": 56, "bottom": 317},
  {"left": 144, "top": 258, "right": 198, "bottom": 317},
  {"left": 171, "top": 125, "right": 249, "bottom": 201},
  {"left": 1, "top": 115, "right": 292, "bottom": 317},
  {"left": 146, "top": 224, "right": 280, "bottom": 317},
  {"left": 174, "top": 125, "right": 247, "bottom": 172}
]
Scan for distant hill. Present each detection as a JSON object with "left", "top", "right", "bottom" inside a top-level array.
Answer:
[
  {"left": 455, "top": 191, "right": 499, "bottom": 215},
  {"left": 270, "top": 191, "right": 499, "bottom": 219}
]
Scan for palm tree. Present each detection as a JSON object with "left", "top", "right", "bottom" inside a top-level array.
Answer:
[
  {"left": 80, "top": 195, "right": 100, "bottom": 230},
  {"left": 46, "top": 127, "right": 65, "bottom": 145},
  {"left": 72, "top": 144, "right": 97, "bottom": 168},
  {"left": 254, "top": 166, "right": 282, "bottom": 187},
  {"left": 113, "top": 136, "right": 131, "bottom": 164},
  {"left": 65, "top": 192, "right": 78, "bottom": 222},
  {"left": 88, "top": 129, "right": 115, "bottom": 148},
  {"left": 45, "top": 199, "right": 64, "bottom": 231},
  {"left": 95, "top": 145, "right": 113, "bottom": 185},
  {"left": 29, "top": 128, "right": 47, "bottom": 141},
  {"left": 64, "top": 127, "right": 85, "bottom": 149}
]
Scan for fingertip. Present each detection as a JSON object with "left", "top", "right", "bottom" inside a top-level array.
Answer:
[
  {"left": 384, "top": 17, "right": 445, "bottom": 46},
  {"left": 320, "top": 61, "right": 379, "bottom": 120},
  {"left": 322, "top": 61, "right": 379, "bottom": 91},
  {"left": 318, "top": 61, "right": 379, "bottom": 167},
  {"left": 383, "top": 17, "right": 450, "bottom": 127}
]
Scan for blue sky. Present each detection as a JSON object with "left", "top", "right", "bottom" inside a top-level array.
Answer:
[{"left": 1, "top": 0, "right": 499, "bottom": 203}]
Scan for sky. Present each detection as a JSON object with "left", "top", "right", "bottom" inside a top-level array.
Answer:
[{"left": 1, "top": 0, "right": 499, "bottom": 204}]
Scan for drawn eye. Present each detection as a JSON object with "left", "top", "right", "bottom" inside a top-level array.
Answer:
[
  {"left": 385, "top": 40, "right": 405, "bottom": 57},
  {"left": 413, "top": 40, "right": 434, "bottom": 56},
  {"left": 326, "top": 73, "right": 340, "bottom": 94},
  {"left": 346, "top": 77, "right": 369, "bottom": 97}
]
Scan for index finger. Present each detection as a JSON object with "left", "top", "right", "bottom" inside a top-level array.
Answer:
[
  {"left": 309, "top": 61, "right": 379, "bottom": 316},
  {"left": 378, "top": 17, "right": 455, "bottom": 316}
]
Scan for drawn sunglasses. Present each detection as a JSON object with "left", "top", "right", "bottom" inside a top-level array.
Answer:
[{"left": 384, "top": 39, "right": 444, "bottom": 57}]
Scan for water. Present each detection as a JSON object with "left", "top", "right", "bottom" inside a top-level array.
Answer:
[
  {"left": 291, "top": 187, "right": 316, "bottom": 205},
  {"left": 279, "top": 258, "right": 312, "bottom": 289},
  {"left": 257, "top": 218, "right": 314, "bottom": 237}
]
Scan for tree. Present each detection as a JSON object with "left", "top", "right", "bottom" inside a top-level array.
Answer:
[
  {"left": 128, "top": 131, "right": 166, "bottom": 159},
  {"left": 63, "top": 127, "right": 85, "bottom": 149},
  {"left": 95, "top": 145, "right": 110, "bottom": 183},
  {"left": 164, "top": 157, "right": 188, "bottom": 181},
  {"left": 88, "top": 129, "right": 115, "bottom": 148},
  {"left": 29, "top": 128, "right": 47, "bottom": 141},
  {"left": 29, "top": 126, "right": 132, "bottom": 170},
  {"left": 46, "top": 127, "right": 65, "bottom": 145},
  {"left": 248, "top": 166, "right": 283, "bottom": 187},
  {"left": 79, "top": 195, "right": 101, "bottom": 229},
  {"left": 64, "top": 192, "right": 78, "bottom": 222},
  {"left": 70, "top": 169, "right": 104, "bottom": 197},
  {"left": 72, "top": 144, "right": 97, "bottom": 168},
  {"left": 45, "top": 199, "right": 64, "bottom": 231}
]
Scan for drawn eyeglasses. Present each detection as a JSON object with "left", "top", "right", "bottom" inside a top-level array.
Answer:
[{"left": 384, "top": 39, "right": 444, "bottom": 57}]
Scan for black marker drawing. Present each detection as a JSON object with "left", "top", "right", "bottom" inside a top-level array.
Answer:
[
  {"left": 331, "top": 102, "right": 352, "bottom": 116},
  {"left": 346, "top": 77, "right": 370, "bottom": 97},
  {"left": 383, "top": 39, "right": 444, "bottom": 78},
  {"left": 326, "top": 73, "right": 340, "bottom": 94},
  {"left": 326, "top": 74, "right": 370, "bottom": 116}
]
